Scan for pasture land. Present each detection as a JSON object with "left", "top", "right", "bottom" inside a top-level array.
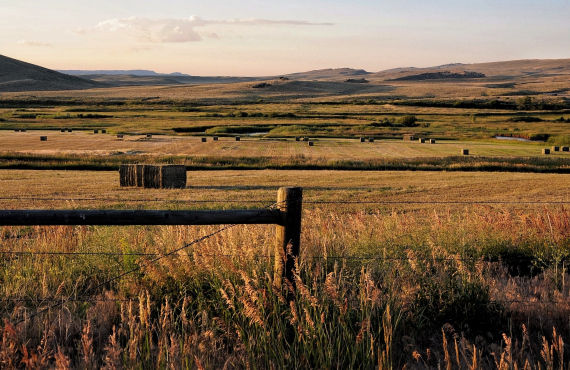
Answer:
[{"left": 0, "top": 169, "right": 568, "bottom": 367}]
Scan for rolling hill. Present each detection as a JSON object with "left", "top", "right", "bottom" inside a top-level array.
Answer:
[{"left": 0, "top": 54, "right": 103, "bottom": 92}]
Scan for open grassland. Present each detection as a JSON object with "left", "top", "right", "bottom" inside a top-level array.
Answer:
[
  {"left": 1, "top": 101, "right": 569, "bottom": 141},
  {"left": 0, "top": 169, "right": 569, "bottom": 367},
  {"left": 0, "top": 130, "right": 567, "bottom": 158},
  {"left": 1, "top": 130, "right": 569, "bottom": 173}
]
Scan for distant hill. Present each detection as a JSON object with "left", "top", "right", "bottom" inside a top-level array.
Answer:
[
  {"left": 391, "top": 71, "right": 485, "bottom": 81},
  {"left": 283, "top": 68, "right": 370, "bottom": 81},
  {"left": 371, "top": 59, "right": 570, "bottom": 81},
  {"left": 58, "top": 69, "right": 190, "bottom": 76},
  {"left": 0, "top": 54, "right": 103, "bottom": 92}
]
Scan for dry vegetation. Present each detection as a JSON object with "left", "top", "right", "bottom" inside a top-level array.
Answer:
[
  {"left": 0, "top": 170, "right": 569, "bottom": 367},
  {"left": 1, "top": 58, "right": 570, "bottom": 367}
]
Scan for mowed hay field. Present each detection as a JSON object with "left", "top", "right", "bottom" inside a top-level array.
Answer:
[
  {"left": 0, "top": 129, "right": 564, "bottom": 158},
  {"left": 0, "top": 169, "right": 569, "bottom": 367}
]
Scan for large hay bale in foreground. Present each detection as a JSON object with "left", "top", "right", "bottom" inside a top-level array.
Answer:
[
  {"left": 143, "top": 165, "right": 162, "bottom": 188},
  {"left": 119, "top": 164, "right": 186, "bottom": 188},
  {"left": 119, "top": 164, "right": 136, "bottom": 187},
  {"left": 160, "top": 165, "right": 186, "bottom": 188}
]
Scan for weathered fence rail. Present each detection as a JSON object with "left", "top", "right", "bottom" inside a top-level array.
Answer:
[{"left": 0, "top": 187, "right": 303, "bottom": 286}]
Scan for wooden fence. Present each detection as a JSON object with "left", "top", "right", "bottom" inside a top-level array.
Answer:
[{"left": 0, "top": 187, "right": 303, "bottom": 286}]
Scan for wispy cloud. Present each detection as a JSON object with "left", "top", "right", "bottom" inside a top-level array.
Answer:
[
  {"left": 78, "top": 16, "right": 333, "bottom": 43},
  {"left": 17, "top": 40, "right": 52, "bottom": 47}
]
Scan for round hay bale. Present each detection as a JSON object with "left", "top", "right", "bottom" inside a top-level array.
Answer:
[
  {"left": 101, "top": 129, "right": 107, "bottom": 134},
  {"left": 160, "top": 165, "right": 187, "bottom": 188},
  {"left": 40, "top": 136, "right": 48, "bottom": 141},
  {"left": 552, "top": 146, "right": 560, "bottom": 152},
  {"left": 117, "top": 134, "right": 124, "bottom": 139},
  {"left": 201, "top": 137, "right": 207, "bottom": 142},
  {"left": 60, "top": 128, "right": 65, "bottom": 132},
  {"left": 14, "top": 129, "right": 19, "bottom": 132},
  {"left": 303, "top": 137, "right": 309, "bottom": 142},
  {"left": 542, "top": 148, "right": 551, "bottom": 155},
  {"left": 67, "top": 129, "right": 73, "bottom": 132},
  {"left": 429, "top": 139, "right": 436, "bottom": 144},
  {"left": 93, "top": 129, "right": 99, "bottom": 134},
  {"left": 119, "top": 164, "right": 136, "bottom": 187},
  {"left": 295, "top": 137, "right": 300, "bottom": 141},
  {"left": 146, "top": 134, "right": 152, "bottom": 139},
  {"left": 418, "top": 138, "right": 425, "bottom": 143},
  {"left": 213, "top": 136, "right": 218, "bottom": 141},
  {"left": 360, "top": 137, "right": 365, "bottom": 142},
  {"left": 235, "top": 136, "right": 241, "bottom": 141},
  {"left": 562, "top": 146, "right": 569, "bottom": 152},
  {"left": 308, "top": 141, "right": 314, "bottom": 146},
  {"left": 21, "top": 129, "right": 27, "bottom": 132},
  {"left": 368, "top": 137, "right": 375, "bottom": 143},
  {"left": 461, "top": 149, "right": 469, "bottom": 155},
  {"left": 135, "top": 164, "right": 145, "bottom": 187}
]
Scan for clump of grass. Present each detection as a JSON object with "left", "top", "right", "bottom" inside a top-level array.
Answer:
[{"left": 0, "top": 207, "right": 568, "bottom": 366}]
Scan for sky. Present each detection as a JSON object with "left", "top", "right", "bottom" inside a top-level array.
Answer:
[{"left": 1, "top": 0, "right": 569, "bottom": 76}]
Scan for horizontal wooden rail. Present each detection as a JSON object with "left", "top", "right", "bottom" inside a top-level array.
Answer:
[
  {"left": 0, "top": 209, "right": 283, "bottom": 226},
  {"left": 0, "top": 186, "right": 303, "bottom": 291}
]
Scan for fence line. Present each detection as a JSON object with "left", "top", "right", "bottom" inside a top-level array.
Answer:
[{"left": 0, "top": 196, "right": 568, "bottom": 205}]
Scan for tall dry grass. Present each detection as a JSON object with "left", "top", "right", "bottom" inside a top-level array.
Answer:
[{"left": 0, "top": 206, "right": 568, "bottom": 367}]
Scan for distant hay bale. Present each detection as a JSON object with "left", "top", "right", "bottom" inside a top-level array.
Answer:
[
  {"left": 461, "top": 149, "right": 469, "bottom": 155},
  {"left": 368, "top": 137, "right": 375, "bottom": 143},
  {"left": 418, "top": 138, "right": 426, "bottom": 143},
  {"left": 146, "top": 134, "right": 152, "bottom": 139},
  {"left": 135, "top": 164, "right": 144, "bottom": 187},
  {"left": 67, "top": 129, "right": 73, "bottom": 132},
  {"left": 14, "top": 129, "right": 19, "bottom": 132},
  {"left": 21, "top": 129, "right": 27, "bottom": 132},
  {"left": 40, "top": 136, "right": 48, "bottom": 141},
  {"left": 542, "top": 148, "right": 551, "bottom": 155},
  {"left": 295, "top": 137, "right": 300, "bottom": 141},
  {"left": 117, "top": 134, "right": 124, "bottom": 139},
  {"left": 101, "top": 129, "right": 107, "bottom": 134},
  {"left": 429, "top": 139, "right": 436, "bottom": 144},
  {"left": 161, "top": 165, "right": 186, "bottom": 188},
  {"left": 93, "top": 129, "right": 99, "bottom": 134},
  {"left": 60, "top": 128, "right": 65, "bottom": 132},
  {"left": 308, "top": 141, "right": 314, "bottom": 146},
  {"left": 119, "top": 164, "right": 136, "bottom": 187},
  {"left": 552, "top": 146, "right": 560, "bottom": 152},
  {"left": 403, "top": 134, "right": 415, "bottom": 141},
  {"left": 201, "top": 138, "right": 207, "bottom": 142},
  {"left": 213, "top": 136, "right": 218, "bottom": 141},
  {"left": 303, "top": 137, "right": 309, "bottom": 142},
  {"left": 235, "top": 136, "right": 241, "bottom": 141},
  {"left": 562, "top": 146, "right": 569, "bottom": 152},
  {"left": 360, "top": 137, "right": 365, "bottom": 142}
]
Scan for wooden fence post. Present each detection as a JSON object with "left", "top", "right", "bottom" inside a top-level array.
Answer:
[{"left": 273, "top": 187, "right": 303, "bottom": 289}]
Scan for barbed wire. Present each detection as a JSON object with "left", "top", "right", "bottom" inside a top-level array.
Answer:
[
  {"left": 1, "top": 250, "right": 564, "bottom": 262},
  {"left": 1, "top": 296, "right": 567, "bottom": 307},
  {"left": 12, "top": 200, "right": 282, "bottom": 324},
  {"left": 0, "top": 196, "right": 567, "bottom": 205}
]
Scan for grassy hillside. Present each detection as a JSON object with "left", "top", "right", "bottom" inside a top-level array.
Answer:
[{"left": 0, "top": 54, "right": 104, "bottom": 92}]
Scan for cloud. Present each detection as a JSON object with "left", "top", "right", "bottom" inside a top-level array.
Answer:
[
  {"left": 17, "top": 40, "right": 52, "bottom": 47},
  {"left": 82, "top": 16, "right": 333, "bottom": 43}
]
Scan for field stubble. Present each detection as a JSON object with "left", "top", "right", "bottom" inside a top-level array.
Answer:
[{"left": 0, "top": 169, "right": 569, "bottom": 367}]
